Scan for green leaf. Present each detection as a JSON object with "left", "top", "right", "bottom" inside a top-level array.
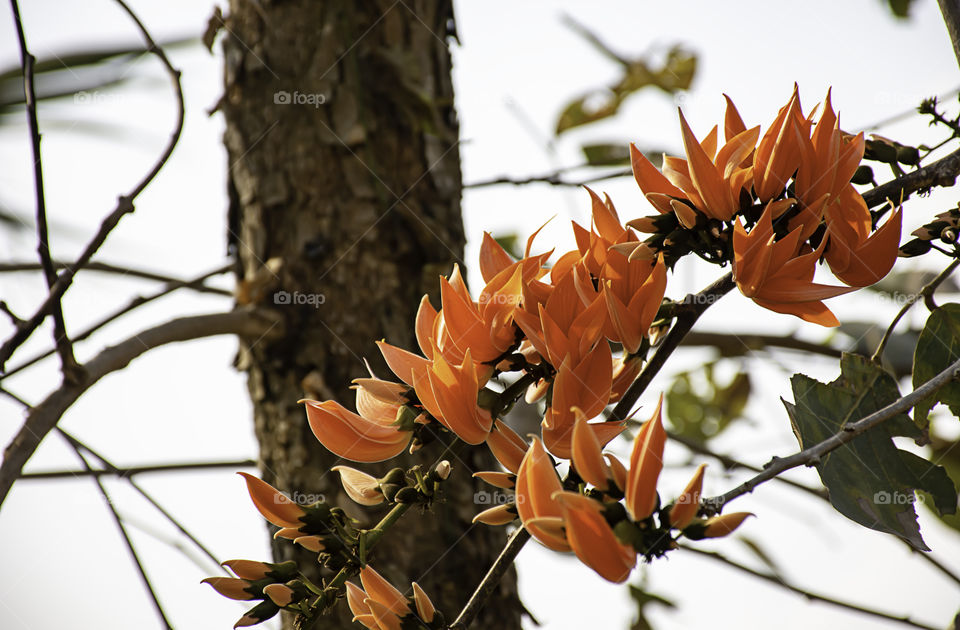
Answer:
[
  {"left": 787, "top": 354, "right": 957, "bottom": 551},
  {"left": 665, "top": 360, "right": 750, "bottom": 442},
  {"left": 912, "top": 303, "right": 960, "bottom": 428},
  {"left": 581, "top": 143, "right": 631, "bottom": 167},
  {"left": 884, "top": 0, "right": 915, "bottom": 19},
  {"left": 554, "top": 39, "right": 696, "bottom": 135}
]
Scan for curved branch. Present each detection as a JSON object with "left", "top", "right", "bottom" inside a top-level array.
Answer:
[
  {"left": 0, "top": 0, "right": 186, "bottom": 371},
  {"left": 449, "top": 526, "right": 531, "bottom": 629},
  {"left": 0, "top": 308, "right": 283, "bottom": 509},
  {"left": 680, "top": 331, "right": 843, "bottom": 359},
  {"left": 701, "top": 356, "right": 960, "bottom": 513}
]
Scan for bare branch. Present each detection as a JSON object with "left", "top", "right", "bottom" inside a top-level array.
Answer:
[
  {"left": 701, "top": 356, "right": 960, "bottom": 513},
  {"left": 0, "top": 307, "right": 283, "bottom": 509},
  {"left": 19, "top": 459, "right": 257, "bottom": 480},
  {"left": 1, "top": 263, "right": 233, "bottom": 381},
  {"left": 449, "top": 526, "right": 531, "bottom": 629},
  {"left": 681, "top": 545, "right": 940, "bottom": 630},
  {"left": 465, "top": 167, "right": 631, "bottom": 189},
  {"left": 8, "top": 0, "right": 78, "bottom": 379},
  {"left": 681, "top": 331, "right": 843, "bottom": 359},
  {"left": 62, "top": 431, "right": 173, "bottom": 629},
  {"left": 0, "top": 0, "right": 186, "bottom": 371},
  {"left": 0, "top": 261, "right": 233, "bottom": 296}
]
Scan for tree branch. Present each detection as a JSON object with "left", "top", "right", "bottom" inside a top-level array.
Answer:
[
  {"left": 681, "top": 545, "right": 940, "bottom": 630},
  {"left": 611, "top": 273, "right": 737, "bottom": 421},
  {"left": 0, "top": 0, "right": 185, "bottom": 372},
  {"left": 0, "top": 261, "right": 233, "bottom": 296},
  {"left": 0, "top": 263, "right": 233, "bottom": 381},
  {"left": 680, "top": 331, "right": 843, "bottom": 359},
  {"left": 862, "top": 147, "right": 960, "bottom": 210},
  {"left": 63, "top": 431, "right": 173, "bottom": 629},
  {"left": 8, "top": 0, "right": 79, "bottom": 379},
  {"left": 939, "top": 0, "right": 960, "bottom": 69},
  {"left": 19, "top": 459, "right": 257, "bottom": 480},
  {"left": 701, "top": 356, "right": 960, "bottom": 514},
  {"left": 0, "top": 307, "right": 282, "bottom": 509},
  {"left": 448, "top": 526, "right": 531, "bottom": 629}
]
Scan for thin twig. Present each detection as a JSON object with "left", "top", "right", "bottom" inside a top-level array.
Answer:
[
  {"left": 8, "top": 0, "right": 79, "bottom": 379},
  {"left": 681, "top": 331, "right": 843, "bottom": 359},
  {"left": 19, "top": 459, "right": 257, "bottom": 480},
  {"left": 465, "top": 167, "right": 632, "bottom": 189},
  {"left": 0, "top": 307, "right": 282, "bottom": 509},
  {"left": 701, "top": 356, "right": 960, "bottom": 514},
  {"left": 0, "top": 0, "right": 185, "bottom": 371},
  {"left": 55, "top": 428, "right": 235, "bottom": 572},
  {"left": 611, "top": 273, "right": 737, "bottom": 422},
  {"left": 681, "top": 545, "right": 939, "bottom": 630},
  {"left": 448, "top": 526, "right": 531, "bottom": 629},
  {"left": 665, "top": 431, "right": 829, "bottom": 501},
  {"left": 0, "top": 261, "right": 233, "bottom": 296},
  {"left": 60, "top": 431, "right": 174, "bottom": 629},
  {"left": 872, "top": 259, "right": 960, "bottom": 362},
  {"left": 0, "top": 263, "right": 233, "bottom": 381}
]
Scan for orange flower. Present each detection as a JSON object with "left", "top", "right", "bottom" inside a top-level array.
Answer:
[
  {"left": 570, "top": 409, "right": 616, "bottom": 491},
  {"left": 732, "top": 200, "right": 856, "bottom": 327},
  {"left": 425, "top": 263, "right": 524, "bottom": 364},
  {"left": 514, "top": 268, "right": 608, "bottom": 368},
  {"left": 602, "top": 252, "right": 667, "bottom": 354},
  {"left": 754, "top": 86, "right": 809, "bottom": 203},
  {"left": 303, "top": 399, "right": 412, "bottom": 463},
  {"left": 632, "top": 97, "right": 758, "bottom": 224},
  {"left": 484, "top": 419, "right": 529, "bottom": 473},
  {"left": 823, "top": 190, "right": 902, "bottom": 287},
  {"left": 413, "top": 347, "right": 492, "bottom": 444},
  {"left": 624, "top": 396, "right": 667, "bottom": 521},
  {"left": 237, "top": 472, "right": 306, "bottom": 528},
  {"left": 668, "top": 464, "right": 706, "bottom": 530},
  {"left": 554, "top": 491, "right": 637, "bottom": 583},
  {"left": 542, "top": 342, "right": 618, "bottom": 458},
  {"left": 514, "top": 438, "right": 569, "bottom": 551}
]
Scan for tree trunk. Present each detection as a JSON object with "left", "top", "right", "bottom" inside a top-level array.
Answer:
[{"left": 220, "top": 2, "right": 520, "bottom": 628}]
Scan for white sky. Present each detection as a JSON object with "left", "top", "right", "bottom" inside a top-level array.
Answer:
[{"left": 1, "top": 1, "right": 959, "bottom": 629}]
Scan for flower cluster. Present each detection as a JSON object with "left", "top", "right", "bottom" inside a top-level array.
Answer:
[
  {"left": 630, "top": 87, "right": 902, "bottom": 326},
  {"left": 304, "top": 193, "right": 668, "bottom": 463},
  {"left": 473, "top": 397, "right": 751, "bottom": 583},
  {"left": 206, "top": 86, "right": 902, "bottom": 628}
]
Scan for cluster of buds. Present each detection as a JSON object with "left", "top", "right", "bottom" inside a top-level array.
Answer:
[
  {"left": 332, "top": 461, "right": 452, "bottom": 508},
  {"left": 900, "top": 204, "right": 960, "bottom": 257},
  {"left": 628, "top": 86, "right": 902, "bottom": 326},
  {"left": 473, "top": 396, "right": 751, "bottom": 582},
  {"left": 202, "top": 559, "right": 303, "bottom": 627},
  {"left": 346, "top": 566, "right": 441, "bottom": 630}
]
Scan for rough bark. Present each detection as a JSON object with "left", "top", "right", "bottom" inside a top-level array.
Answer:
[{"left": 220, "top": 2, "right": 520, "bottom": 628}]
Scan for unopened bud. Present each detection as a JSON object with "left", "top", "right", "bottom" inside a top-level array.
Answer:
[{"left": 434, "top": 460, "right": 451, "bottom": 480}]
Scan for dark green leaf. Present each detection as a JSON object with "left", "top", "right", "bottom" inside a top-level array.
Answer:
[
  {"left": 581, "top": 143, "right": 631, "bottom": 167},
  {"left": 884, "top": 0, "right": 915, "bottom": 19},
  {"left": 913, "top": 303, "right": 960, "bottom": 428},
  {"left": 787, "top": 354, "right": 957, "bottom": 551}
]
